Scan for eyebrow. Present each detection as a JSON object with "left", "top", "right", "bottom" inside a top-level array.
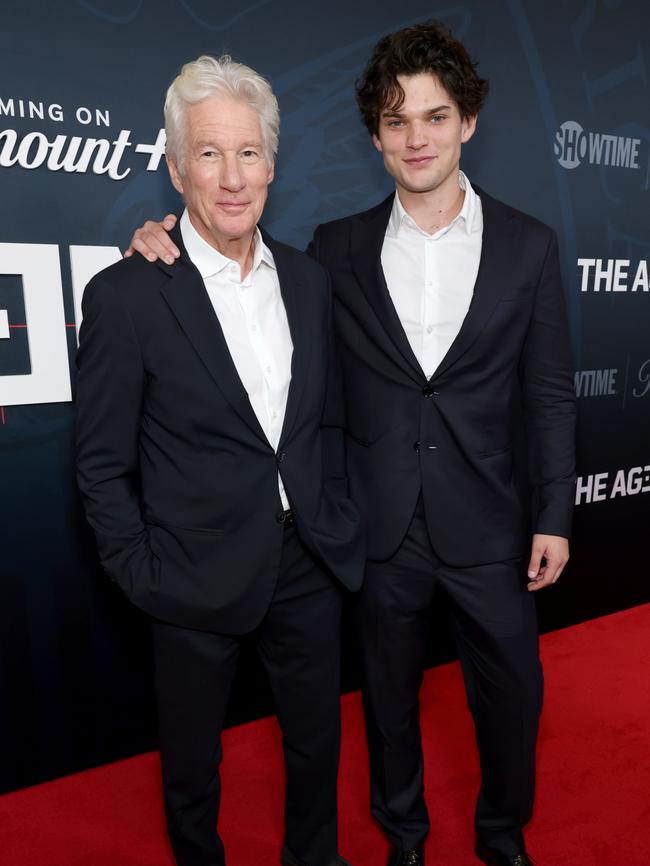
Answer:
[
  {"left": 194, "top": 140, "right": 264, "bottom": 149},
  {"left": 381, "top": 104, "right": 452, "bottom": 118}
]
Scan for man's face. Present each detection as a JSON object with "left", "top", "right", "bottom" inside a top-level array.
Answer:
[
  {"left": 372, "top": 73, "right": 476, "bottom": 198},
  {"left": 167, "top": 96, "right": 274, "bottom": 250}
]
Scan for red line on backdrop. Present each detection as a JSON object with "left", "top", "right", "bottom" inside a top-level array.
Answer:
[
  {"left": 1, "top": 407, "right": 5, "bottom": 425},
  {"left": 8, "top": 323, "right": 76, "bottom": 327},
  {"left": 9, "top": 324, "right": 27, "bottom": 328}
]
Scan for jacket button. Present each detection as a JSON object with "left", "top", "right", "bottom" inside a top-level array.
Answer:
[
  {"left": 277, "top": 451, "right": 286, "bottom": 463},
  {"left": 422, "top": 385, "right": 438, "bottom": 397},
  {"left": 413, "top": 441, "right": 420, "bottom": 452}
]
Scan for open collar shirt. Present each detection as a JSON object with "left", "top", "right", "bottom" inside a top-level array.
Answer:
[
  {"left": 181, "top": 209, "right": 293, "bottom": 509},
  {"left": 381, "top": 170, "right": 483, "bottom": 380}
]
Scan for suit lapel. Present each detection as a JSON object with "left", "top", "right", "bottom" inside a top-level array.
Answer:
[
  {"left": 350, "top": 195, "right": 425, "bottom": 383},
  {"left": 157, "top": 225, "right": 269, "bottom": 443},
  {"left": 431, "top": 188, "right": 517, "bottom": 381},
  {"left": 261, "top": 229, "right": 311, "bottom": 445}
]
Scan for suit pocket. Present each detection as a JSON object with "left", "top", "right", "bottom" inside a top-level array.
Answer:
[
  {"left": 347, "top": 431, "right": 372, "bottom": 448},
  {"left": 146, "top": 521, "right": 227, "bottom": 583},
  {"left": 346, "top": 421, "right": 405, "bottom": 448}
]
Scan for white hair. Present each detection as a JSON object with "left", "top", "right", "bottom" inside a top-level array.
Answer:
[{"left": 164, "top": 54, "right": 279, "bottom": 172}]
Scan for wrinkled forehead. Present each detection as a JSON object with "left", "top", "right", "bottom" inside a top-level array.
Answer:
[{"left": 184, "top": 96, "right": 264, "bottom": 144}]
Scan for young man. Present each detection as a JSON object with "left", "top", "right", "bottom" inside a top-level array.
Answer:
[
  {"left": 77, "top": 55, "right": 363, "bottom": 866},
  {"left": 128, "top": 22, "right": 576, "bottom": 866}
]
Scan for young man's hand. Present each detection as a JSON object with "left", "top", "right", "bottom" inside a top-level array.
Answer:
[
  {"left": 527, "top": 534, "right": 569, "bottom": 590},
  {"left": 124, "top": 214, "right": 180, "bottom": 264}
]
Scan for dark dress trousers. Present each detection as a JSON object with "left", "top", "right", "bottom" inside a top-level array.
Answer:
[
  {"left": 76, "top": 224, "right": 365, "bottom": 866},
  {"left": 308, "top": 187, "right": 576, "bottom": 855}
]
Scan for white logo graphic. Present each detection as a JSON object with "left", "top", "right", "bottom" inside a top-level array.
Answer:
[
  {"left": 0, "top": 96, "right": 166, "bottom": 180},
  {"left": 633, "top": 360, "right": 650, "bottom": 399},
  {"left": 576, "top": 465, "right": 650, "bottom": 505},
  {"left": 0, "top": 243, "right": 120, "bottom": 406},
  {"left": 554, "top": 120, "right": 641, "bottom": 170},
  {"left": 554, "top": 121, "right": 588, "bottom": 169},
  {"left": 574, "top": 369, "right": 618, "bottom": 398},
  {"left": 577, "top": 258, "right": 649, "bottom": 292}
]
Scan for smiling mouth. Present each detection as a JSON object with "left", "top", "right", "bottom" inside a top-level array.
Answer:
[
  {"left": 217, "top": 201, "right": 249, "bottom": 211},
  {"left": 403, "top": 156, "right": 436, "bottom": 166}
]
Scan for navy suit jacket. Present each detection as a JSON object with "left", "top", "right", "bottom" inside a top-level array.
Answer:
[
  {"left": 76, "top": 224, "right": 364, "bottom": 633},
  {"left": 308, "top": 187, "right": 576, "bottom": 566}
]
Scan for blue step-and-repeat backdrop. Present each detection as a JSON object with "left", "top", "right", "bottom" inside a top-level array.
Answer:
[{"left": 1, "top": 0, "right": 648, "bottom": 793}]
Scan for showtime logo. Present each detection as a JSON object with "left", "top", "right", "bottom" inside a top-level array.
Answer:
[{"left": 554, "top": 120, "right": 641, "bottom": 170}]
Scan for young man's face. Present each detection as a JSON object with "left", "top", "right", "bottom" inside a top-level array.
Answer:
[{"left": 372, "top": 72, "right": 476, "bottom": 199}]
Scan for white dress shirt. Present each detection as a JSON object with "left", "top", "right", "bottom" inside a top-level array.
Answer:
[
  {"left": 381, "top": 170, "right": 483, "bottom": 379},
  {"left": 180, "top": 210, "right": 293, "bottom": 509}
]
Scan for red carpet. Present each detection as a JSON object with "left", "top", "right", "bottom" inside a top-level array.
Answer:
[{"left": 2, "top": 604, "right": 649, "bottom": 865}]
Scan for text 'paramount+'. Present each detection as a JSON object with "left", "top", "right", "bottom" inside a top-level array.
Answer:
[{"left": 0, "top": 96, "right": 166, "bottom": 180}]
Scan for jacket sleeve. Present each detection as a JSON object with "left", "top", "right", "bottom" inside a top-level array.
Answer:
[
  {"left": 521, "top": 230, "right": 577, "bottom": 538},
  {"left": 75, "top": 275, "right": 157, "bottom": 599}
]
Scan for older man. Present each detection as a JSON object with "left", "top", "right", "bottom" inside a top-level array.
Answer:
[{"left": 76, "top": 55, "right": 363, "bottom": 866}]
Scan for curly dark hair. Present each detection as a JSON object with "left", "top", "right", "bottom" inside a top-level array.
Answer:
[{"left": 356, "top": 21, "right": 489, "bottom": 136}]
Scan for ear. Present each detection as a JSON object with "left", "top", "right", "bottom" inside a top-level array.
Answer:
[
  {"left": 166, "top": 155, "right": 184, "bottom": 195},
  {"left": 460, "top": 114, "right": 477, "bottom": 145},
  {"left": 372, "top": 133, "right": 383, "bottom": 154},
  {"left": 267, "top": 159, "right": 275, "bottom": 185}
]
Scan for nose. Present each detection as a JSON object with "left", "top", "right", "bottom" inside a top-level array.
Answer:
[
  {"left": 406, "top": 120, "right": 428, "bottom": 150},
  {"left": 220, "top": 154, "right": 245, "bottom": 191}
]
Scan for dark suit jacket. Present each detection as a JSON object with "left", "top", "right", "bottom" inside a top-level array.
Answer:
[
  {"left": 76, "top": 225, "right": 364, "bottom": 634},
  {"left": 308, "top": 187, "right": 576, "bottom": 566}
]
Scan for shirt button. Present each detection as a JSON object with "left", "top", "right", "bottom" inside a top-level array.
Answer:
[
  {"left": 266, "top": 365, "right": 272, "bottom": 373},
  {"left": 426, "top": 325, "right": 433, "bottom": 334},
  {"left": 250, "top": 324, "right": 257, "bottom": 332}
]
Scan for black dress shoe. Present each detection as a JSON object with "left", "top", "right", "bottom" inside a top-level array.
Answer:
[
  {"left": 475, "top": 840, "right": 534, "bottom": 866},
  {"left": 387, "top": 848, "right": 424, "bottom": 866},
  {"left": 280, "top": 846, "right": 352, "bottom": 866}
]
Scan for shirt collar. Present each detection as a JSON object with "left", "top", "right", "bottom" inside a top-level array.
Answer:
[
  {"left": 387, "top": 170, "right": 481, "bottom": 239},
  {"left": 180, "top": 209, "right": 276, "bottom": 279}
]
